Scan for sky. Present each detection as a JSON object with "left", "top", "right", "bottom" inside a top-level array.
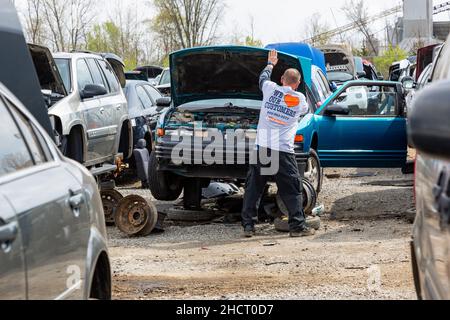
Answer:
[
  {"left": 115, "top": 0, "right": 450, "bottom": 44},
  {"left": 15, "top": 0, "right": 450, "bottom": 46}
]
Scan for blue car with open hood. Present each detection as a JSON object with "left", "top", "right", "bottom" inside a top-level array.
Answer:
[{"left": 149, "top": 46, "right": 408, "bottom": 209}]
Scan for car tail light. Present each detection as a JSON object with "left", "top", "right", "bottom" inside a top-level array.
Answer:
[
  {"left": 157, "top": 128, "right": 165, "bottom": 137},
  {"left": 295, "top": 134, "right": 304, "bottom": 143}
]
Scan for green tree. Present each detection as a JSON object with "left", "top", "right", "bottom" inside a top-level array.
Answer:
[
  {"left": 86, "top": 21, "right": 139, "bottom": 70},
  {"left": 373, "top": 46, "right": 408, "bottom": 79}
]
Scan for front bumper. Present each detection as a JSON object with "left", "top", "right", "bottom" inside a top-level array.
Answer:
[{"left": 155, "top": 136, "right": 309, "bottom": 180}]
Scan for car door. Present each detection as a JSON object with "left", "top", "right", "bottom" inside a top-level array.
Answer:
[
  {"left": 85, "top": 58, "right": 117, "bottom": 160},
  {"left": 0, "top": 97, "right": 28, "bottom": 299},
  {"left": 1, "top": 97, "right": 90, "bottom": 300},
  {"left": 97, "top": 58, "right": 128, "bottom": 157},
  {"left": 316, "top": 82, "right": 407, "bottom": 168},
  {"left": 76, "top": 58, "right": 105, "bottom": 164},
  {"left": 0, "top": 192, "right": 25, "bottom": 300}
]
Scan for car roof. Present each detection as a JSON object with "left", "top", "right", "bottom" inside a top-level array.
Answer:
[
  {"left": 125, "top": 80, "right": 155, "bottom": 87},
  {"left": 53, "top": 52, "right": 103, "bottom": 60}
]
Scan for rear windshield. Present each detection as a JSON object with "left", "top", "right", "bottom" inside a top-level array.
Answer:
[
  {"left": 327, "top": 71, "right": 354, "bottom": 83},
  {"left": 55, "top": 58, "right": 72, "bottom": 93},
  {"left": 159, "top": 70, "right": 171, "bottom": 85}
]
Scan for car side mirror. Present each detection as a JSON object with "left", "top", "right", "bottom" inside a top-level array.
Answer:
[
  {"left": 156, "top": 97, "right": 171, "bottom": 108},
  {"left": 324, "top": 104, "right": 350, "bottom": 116},
  {"left": 80, "top": 84, "right": 107, "bottom": 100},
  {"left": 401, "top": 76, "right": 415, "bottom": 90},
  {"left": 330, "top": 82, "right": 338, "bottom": 92},
  {"left": 409, "top": 80, "right": 450, "bottom": 159}
]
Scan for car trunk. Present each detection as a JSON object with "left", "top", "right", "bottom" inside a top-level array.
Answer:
[
  {"left": 320, "top": 45, "right": 355, "bottom": 77},
  {"left": 169, "top": 46, "right": 307, "bottom": 107},
  {"left": 416, "top": 44, "right": 441, "bottom": 81},
  {"left": 100, "top": 53, "right": 126, "bottom": 88}
]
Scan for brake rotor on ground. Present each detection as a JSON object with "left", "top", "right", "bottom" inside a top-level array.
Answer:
[
  {"left": 276, "top": 179, "right": 318, "bottom": 216},
  {"left": 115, "top": 195, "right": 158, "bottom": 237},
  {"left": 100, "top": 190, "right": 124, "bottom": 226}
]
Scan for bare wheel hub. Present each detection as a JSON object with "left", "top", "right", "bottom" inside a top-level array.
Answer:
[
  {"left": 115, "top": 195, "right": 158, "bottom": 237},
  {"left": 100, "top": 190, "right": 124, "bottom": 225}
]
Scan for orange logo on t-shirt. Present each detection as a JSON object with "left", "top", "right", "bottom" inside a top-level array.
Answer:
[{"left": 284, "top": 94, "right": 300, "bottom": 108}]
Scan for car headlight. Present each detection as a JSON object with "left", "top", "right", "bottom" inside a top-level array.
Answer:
[{"left": 165, "top": 129, "right": 194, "bottom": 137}]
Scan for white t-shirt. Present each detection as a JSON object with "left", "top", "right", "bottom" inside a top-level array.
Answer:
[{"left": 256, "top": 81, "right": 309, "bottom": 154}]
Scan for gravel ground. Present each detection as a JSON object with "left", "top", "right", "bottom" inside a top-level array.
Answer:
[{"left": 108, "top": 168, "right": 416, "bottom": 300}]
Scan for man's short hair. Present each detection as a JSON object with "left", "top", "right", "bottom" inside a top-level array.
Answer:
[{"left": 282, "top": 68, "right": 301, "bottom": 85}]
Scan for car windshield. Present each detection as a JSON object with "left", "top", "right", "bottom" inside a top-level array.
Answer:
[
  {"left": 327, "top": 71, "right": 354, "bottom": 83},
  {"left": 159, "top": 70, "right": 171, "bottom": 85},
  {"left": 54, "top": 58, "right": 72, "bottom": 93},
  {"left": 178, "top": 99, "right": 263, "bottom": 111}
]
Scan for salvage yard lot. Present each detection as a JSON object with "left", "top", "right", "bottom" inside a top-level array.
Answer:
[{"left": 109, "top": 168, "right": 416, "bottom": 300}]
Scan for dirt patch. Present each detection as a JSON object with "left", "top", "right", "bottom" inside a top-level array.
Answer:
[{"left": 109, "top": 168, "right": 416, "bottom": 300}]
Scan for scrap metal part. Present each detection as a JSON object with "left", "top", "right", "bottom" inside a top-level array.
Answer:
[
  {"left": 115, "top": 195, "right": 158, "bottom": 237},
  {"left": 276, "top": 179, "right": 318, "bottom": 216},
  {"left": 274, "top": 216, "right": 321, "bottom": 232},
  {"left": 100, "top": 189, "right": 124, "bottom": 226},
  {"left": 202, "top": 182, "right": 240, "bottom": 199}
]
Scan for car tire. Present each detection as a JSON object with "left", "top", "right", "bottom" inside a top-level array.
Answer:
[
  {"left": 62, "top": 128, "right": 84, "bottom": 164},
  {"left": 304, "top": 148, "right": 323, "bottom": 194},
  {"left": 148, "top": 152, "right": 183, "bottom": 201}
]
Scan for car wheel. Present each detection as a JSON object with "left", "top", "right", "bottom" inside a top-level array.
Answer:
[
  {"left": 304, "top": 148, "right": 323, "bottom": 194},
  {"left": 148, "top": 152, "right": 183, "bottom": 201}
]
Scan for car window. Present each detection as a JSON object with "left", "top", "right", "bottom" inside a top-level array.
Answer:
[
  {"left": 143, "top": 85, "right": 162, "bottom": 104},
  {"left": 55, "top": 58, "right": 72, "bottom": 93},
  {"left": 159, "top": 70, "right": 170, "bottom": 85},
  {"left": 76, "top": 59, "right": 94, "bottom": 90},
  {"left": 318, "top": 71, "right": 332, "bottom": 97},
  {"left": 98, "top": 59, "right": 120, "bottom": 93},
  {"left": 0, "top": 97, "right": 34, "bottom": 177},
  {"left": 136, "top": 85, "right": 153, "bottom": 109},
  {"left": 417, "top": 65, "right": 432, "bottom": 89},
  {"left": 333, "top": 85, "right": 397, "bottom": 117},
  {"left": 313, "top": 72, "right": 330, "bottom": 102},
  {"left": 7, "top": 103, "right": 48, "bottom": 165},
  {"left": 86, "top": 58, "right": 107, "bottom": 89}
]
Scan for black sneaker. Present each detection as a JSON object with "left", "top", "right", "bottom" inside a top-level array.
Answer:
[
  {"left": 290, "top": 227, "right": 316, "bottom": 238},
  {"left": 244, "top": 226, "right": 256, "bottom": 238}
]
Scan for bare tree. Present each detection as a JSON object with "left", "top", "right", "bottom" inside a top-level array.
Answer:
[
  {"left": 41, "top": 0, "right": 95, "bottom": 51},
  {"left": 342, "top": 0, "right": 377, "bottom": 55},
  {"left": 24, "top": 0, "right": 45, "bottom": 44},
  {"left": 151, "top": 0, "right": 224, "bottom": 57},
  {"left": 304, "top": 13, "right": 331, "bottom": 46}
]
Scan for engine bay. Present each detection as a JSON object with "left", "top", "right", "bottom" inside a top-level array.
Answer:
[{"left": 167, "top": 111, "right": 260, "bottom": 131}]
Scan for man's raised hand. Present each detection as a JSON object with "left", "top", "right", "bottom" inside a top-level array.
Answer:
[{"left": 268, "top": 49, "right": 278, "bottom": 67}]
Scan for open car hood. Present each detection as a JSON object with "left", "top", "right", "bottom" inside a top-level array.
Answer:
[
  {"left": 169, "top": 46, "right": 308, "bottom": 107},
  {"left": 0, "top": 2, "right": 53, "bottom": 136},
  {"left": 319, "top": 44, "right": 355, "bottom": 76},
  {"left": 28, "top": 44, "right": 67, "bottom": 97}
]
